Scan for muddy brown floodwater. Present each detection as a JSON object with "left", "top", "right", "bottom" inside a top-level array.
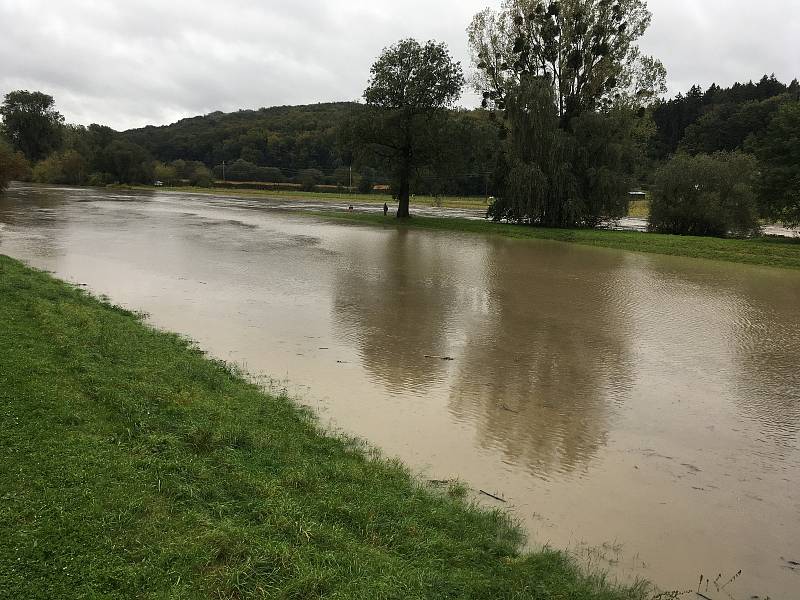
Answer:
[{"left": 2, "top": 184, "right": 799, "bottom": 599}]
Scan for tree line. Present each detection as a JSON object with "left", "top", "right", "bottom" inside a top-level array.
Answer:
[{"left": 1, "top": 0, "right": 798, "bottom": 233}]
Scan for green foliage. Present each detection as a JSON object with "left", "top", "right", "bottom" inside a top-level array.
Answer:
[
  {"left": 357, "top": 167, "right": 376, "bottom": 194},
  {"left": 469, "top": 0, "right": 666, "bottom": 125},
  {"left": 0, "top": 140, "right": 30, "bottom": 191},
  {"left": 212, "top": 158, "right": 286, "bottom": 183},
  {"left": 0, "top": 255, "right": 652, "bottom": 599},
  {"left": 167, "top": 158, "right": 213, "bottom": 186},
  {"left": 650, "top": 75, "right": 796, "bottom": 160},
  {"left": 32, "top": 150, "right": 88, "bottom": 185},
  {"left": 332, "top": 166, "right": 352, "bottom": 188},
  {"left": 488, "top": 77, "right": 641, "bottom": 226},
  {"left": 648, "top": 152, "right": 761, "bottom": 237},
  {"left": 679, "top": 94, "right": 788, "bottom": 155},
  {"left": 299, "top": 168, "right": 324, "bottom": 192},
  {"left": 189, "top": 164, "right": 213, "bottom": 187},
  {"left": 0, "top": 90, "right": 65, "bottom": 161},
  {"left": 124, "top": 103, "right": 353, "bottom": 174},
  {"left": 0, "top": 91, "right": 498, "bottom": 197},
  {"left": 470, "top": 2, "right": 658, "bottom": 228},
  {"left": 748, "top": 100, "right": 800, "bottom": 226},
  {"left": 359, "top": 38, "right": 465, "bottom": 217},
  {"left": 96, "top": 139, "right": 154, "bottom": 184},
  {"left": 153, "top": 161, "right": 179, "bottom": 185}
]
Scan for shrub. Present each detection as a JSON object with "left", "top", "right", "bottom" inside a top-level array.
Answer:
[
  {"left": 649, "top": 152, "right": 761, "bottom": 237},
  {"left": 32, "top": 150, "right": 88, "bottom": 185},
  {"left": 298, "top": 168, "right": 324, "bottom": 192},
  {"left": 87, "top": 172, "right": 113, "bottom": 186},
  {"left": 154, "top": 162, "right": 179, "bottom": 186}
]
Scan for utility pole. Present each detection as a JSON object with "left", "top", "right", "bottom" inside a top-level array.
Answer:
[
  {"left": 222, "top": 160, "right": 226, "bottom": 182},
  {"left": 349, "top": 165, "right": 352, "bottom": 193}
]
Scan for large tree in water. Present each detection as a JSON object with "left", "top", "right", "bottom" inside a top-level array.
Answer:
[{"left": 361, "top": 39, "right": 464, "bottom": 218}]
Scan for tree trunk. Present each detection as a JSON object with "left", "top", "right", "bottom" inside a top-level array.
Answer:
[
  {"left": 396, "top": 144, "right": 412, "bottom": 218},
  {"left": 397, "top": 175, "right": 410, "bottom": 218}
]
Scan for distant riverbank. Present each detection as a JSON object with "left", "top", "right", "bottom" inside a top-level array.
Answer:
[
  {"left": 0, "top": 254, "right": 650, "bottom": 599},
  {"left": 313, "top": 211, "right": 800, "bottom": 270},
  {"left": 124, "top": 184, "right": 800, "bottom": 269},
  {"left": 130, "top": 183, "right": 490, "bottom": 211}
]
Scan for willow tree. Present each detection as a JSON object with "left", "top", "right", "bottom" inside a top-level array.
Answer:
[
  {"left": 468, "top": 0, "right": 665, "bottom": 126},
  {"left": 469, "top": 0, "right": 663, "bottom": 226},
  {"left": 361, "top": 39, "right": 464, "bottom": 218}
]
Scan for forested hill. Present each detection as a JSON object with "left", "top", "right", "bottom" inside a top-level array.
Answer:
[
  {"left": 122, "top": 102, "right": 357, "bottom": 174},
  {"left": 651, "top": 74, "right": 800, "bottom": 159},
  {"left": 5, "top": 74, "right": 796, "bottom": 199},
  {"left": 121, "top": 74, "right": 800, "bottom": 182},
  {"left": 120, "top": 101, "right": 498, "bottom": 195}
]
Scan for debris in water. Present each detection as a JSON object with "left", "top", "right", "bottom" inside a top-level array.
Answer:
[
  {"left": 720, "top": 570, "right": 742, "bottom": 591},
  {"left": 479, "top": 489, "right": 506, "bottom": 503},
  {"left": 780, "top": 557, "right": 799, "bottom": 570},
  {"left": 424, "top": 355, "right": 455, "bottom": 361}
]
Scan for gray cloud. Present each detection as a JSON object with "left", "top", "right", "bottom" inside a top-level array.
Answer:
[{"left": 1, "top": 0, "right": 797, "bottom": 130}]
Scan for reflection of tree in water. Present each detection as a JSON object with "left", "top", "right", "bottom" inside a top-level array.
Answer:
[
  {"left": 724, "top": 272, "right": 800, "bottom": 449},
  {"left": 627, "top": 260, "right": 800, "bottom": 460},
  {"left": 332, "top": 229, "right": 461, "bottom": 396},
  {"left": 448, "top": 243, "right": 634, "bottom": 477},
  {"left": 0, "top": 185, "right": 69, "bottom": 257}
]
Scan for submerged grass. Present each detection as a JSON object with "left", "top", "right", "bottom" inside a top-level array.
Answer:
[
  {"left": 0, "top": 255, "right": 652, "bottom": 599},
  {"left": 312, "top": 212, "right": 800, "bottom": 270}
]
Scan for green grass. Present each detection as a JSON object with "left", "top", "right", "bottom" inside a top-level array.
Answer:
[
  {"left": 0, "top": 255, "right": 655, "bottom": 599},
  {"left": 311, "top": 212, "right": 800, "bottom": 270}
]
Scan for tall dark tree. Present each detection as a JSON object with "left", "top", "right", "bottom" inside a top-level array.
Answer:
[
  {"left": 468, "top": 1, "right": 661, "bottom": 228},
  {"left": 0, "top": 91, "right": 65, "bottom": 162},
  {"left": 360, "top": 39, "right": 464, "bottom": 218},
  {"left": 748, "top": 101, "right": 800, "bottom": 226},
  {"left": 468, "top": 0, "right": 666, "bottom": 128},
  {"left": 487, "top": 76, "right": 641, "bottom": 226}
]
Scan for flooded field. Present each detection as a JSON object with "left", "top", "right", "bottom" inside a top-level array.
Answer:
[{"left": 2, "top": 184, "right": 799, "bottom": 599}]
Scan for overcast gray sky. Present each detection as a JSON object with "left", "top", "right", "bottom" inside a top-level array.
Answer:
[{"left": 1, "top": 0, "right": 797, "bottom": 131}]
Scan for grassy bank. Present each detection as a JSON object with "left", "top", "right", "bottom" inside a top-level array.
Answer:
[
  {"left": 314, "top": 212, "right": 800, "bottom": 270},
  {"left": 0, "top": 255, "right": 649, "bottom": 599}
]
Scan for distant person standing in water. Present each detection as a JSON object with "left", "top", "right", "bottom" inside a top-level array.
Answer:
[{"left": 383, "top": 202, "right": 388, "bottom": 216}]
